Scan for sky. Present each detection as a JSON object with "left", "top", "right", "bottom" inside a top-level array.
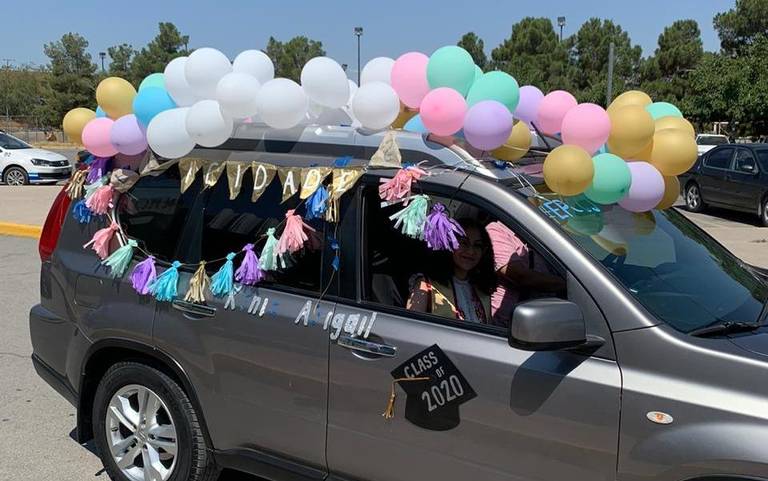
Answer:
[{"left": 3, "top": 0, "right": 733, "bottom": 74}]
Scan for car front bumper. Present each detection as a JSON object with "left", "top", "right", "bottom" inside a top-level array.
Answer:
[{"left": 28, "top": 167, "right": 72, "bottom": 183}]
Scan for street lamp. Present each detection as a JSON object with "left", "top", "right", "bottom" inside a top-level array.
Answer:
[
  {"left": 99, "top": 52, "right": 106, "bottom": 72},
  {"left": 354, "top": 27, "right": 363, "bottom": 85},
  {"left": 557, "top": 17, "right": 566, "bottom": 42}
]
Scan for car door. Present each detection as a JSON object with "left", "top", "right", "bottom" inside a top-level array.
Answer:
[
  {"left": 699, "top": 146, "right": 735, "bottom": 206},
  {"left": 151, "top": 163, "right": 334, "bottom": 472},
  {"left": 729, "top": 148, "right": 762, "bottom": 212},
  {"left": 327, "top": 177, "right": 621, "bottom": 481}
]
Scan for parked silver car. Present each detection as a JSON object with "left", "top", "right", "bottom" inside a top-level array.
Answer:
[{"left": 30, "top": 124, "right": 768, "bottom": 481}]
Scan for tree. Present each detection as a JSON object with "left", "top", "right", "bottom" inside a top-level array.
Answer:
[
  {"left": 714, "top": 0, "right": 768, "bottom": 55},
  {"left": 457, "top": 32, "right": 487, "bottom": 70},
  {"left": 490, "top": 17, "right": 572, "bottom": 92},
  {"left": 41, "top": 32, "right": 97, "bottom": 127},
  {"left": 130, "top": 22, "right": 189, "bottom": 86},
  {"left": 567, "top": 18, "right": 642, "bottom": 105},
  {"left": 641, "top": 20, "right": 703, "bottom": 104},
  {"left": 108, "top": 43, "right": 134, "bottom": 79},
  {"left": 265, "top": 36, "right": 325, "bottom": 82},
  {"left": 0, "top": 66, "right": 50, "bottom": 120}
]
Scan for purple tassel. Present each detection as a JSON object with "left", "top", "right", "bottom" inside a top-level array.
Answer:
[
  {"left": 424, "top": 203, "right": 465, "bottom": 251},
  {"left": 87, "top": 157, "right": 111, "bottom": 184},
  {"left": 235, "top": 243, "right": 265, "bottom": 285},
  {"left": 130, "top": 255, "right": 157, "bottom": 295}
]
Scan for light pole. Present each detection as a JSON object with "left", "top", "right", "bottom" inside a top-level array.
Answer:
[
  {"left": 99, "top": 52, "right": 106, "bottom": 72},
  {"left": 557, "top": 17, "right": 566, "bottom": 42},
  {"left": 354, "top": 27, "right": 363, "bottom": 85}
]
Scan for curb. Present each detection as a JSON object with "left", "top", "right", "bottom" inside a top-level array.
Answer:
[{"left": 0, "top": 222, "right": 42, "bottom": 239}]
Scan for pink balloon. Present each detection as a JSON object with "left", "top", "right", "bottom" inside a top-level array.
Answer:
[
  {"left": 419, "top": 87, "right": 467, "bottom": 136},
  {"left": 561, "top": 103, "right": 611, "bottom": 154},
  {"left": 111, "top": 114, "right": 148, "bottom": 155},
  {"left": 535, "top": 90, "right": 577, "bottom": 135},
  {"left": 391, "top": 52, "right": 430, "bottom": 109},
  {"left": 82, "top": 118, "right": 118, "bottom": 157}
]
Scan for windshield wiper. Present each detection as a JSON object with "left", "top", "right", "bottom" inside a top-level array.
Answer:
[{"left": 688, "top": 321, "right": 762, "bottom": 338}]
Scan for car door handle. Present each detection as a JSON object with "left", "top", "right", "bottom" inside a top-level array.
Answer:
[
  {"left": 337, "top": 335, "right": 397, "bottom": 357},
  {"left": 171, "top": 300, "right": 216, "bottom": 318}
]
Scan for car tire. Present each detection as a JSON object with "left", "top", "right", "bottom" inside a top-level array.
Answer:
[
  {"left": 3, "top": 166, "right": 28, "bottom": 186},
  {"left": 92, "top": 362, "right": 219, "bottom": 481},
  {"left": 685, "top": 183, "right": 705, "bottom": 213},
  {"left": 761, "top": 197, "right": 768, "bottom": 227}
]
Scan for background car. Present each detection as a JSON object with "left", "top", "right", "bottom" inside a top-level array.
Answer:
[
  {"left": 0, "top": 130, "right": 72, "bottom": 185},
  {"left": 696, "top": 133, "right": 730, "bottom": 155},
  {"left": 680, "top": 143, "right": 768, "bottom": 225}
]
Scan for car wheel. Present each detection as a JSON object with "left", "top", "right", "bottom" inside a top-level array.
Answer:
[
  {"left": 761, "top": 198, "right": 768, "bottom": 227},
  {"left": 685, "top": 183, "right": 704, "bottom": 213},
  {"left": 4, "top": 166, "right": 28, "bottom": 186},
  {"left": 92, "top": 362, "right": 219, "bottom": 481}
]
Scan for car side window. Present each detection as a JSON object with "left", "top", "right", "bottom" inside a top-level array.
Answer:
[
  {"left": 735, "top": 149, "right": 758, "bottom": 173},
  {"left": 704, "top": 148, "right": 734, "bottom": 170},
  {"left": 361, "top": 185, "right": 566, "bottom": 332}
]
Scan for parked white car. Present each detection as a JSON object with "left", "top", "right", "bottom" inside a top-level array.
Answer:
[
  {"left": 0, "top": 131, "right": 71, "bottom": 185},
  {"left": 696, "top": 134, "right": 729, "bottom": 155}
]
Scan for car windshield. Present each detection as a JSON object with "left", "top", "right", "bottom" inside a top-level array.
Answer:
[
  {"left": 698, "top": 136, "right": 728, "bottom": 146},
  {"left": 530, "top": 193, "right": 768, "bottom": 333},
  {"left": 0, "top": 133, "right": 32, "bottom": 150}
]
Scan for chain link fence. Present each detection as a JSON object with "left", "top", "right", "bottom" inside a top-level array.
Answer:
[{"left": 1, "top": 116, "right": 68, "bottom": 144}]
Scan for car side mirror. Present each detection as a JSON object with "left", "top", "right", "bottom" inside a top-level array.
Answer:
[
  {"left": 743, "top": 164, "right": 757, "bottom": 174},
  {"left": 509, "top": 299, "right": 588, "bottom": 351}
]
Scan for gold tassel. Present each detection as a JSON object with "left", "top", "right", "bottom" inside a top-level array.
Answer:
[
  {"left": 184, "top": 261, "right": 210, "bottom": 304},
  {"left": 382, "top": 376, "right": 430, "bottom": 420},
  {"left": 324, "top": 197, "right": 339, "bottom": 223},
  {"left": 65, "top": 169, "right": 87, "bottom": 199}
]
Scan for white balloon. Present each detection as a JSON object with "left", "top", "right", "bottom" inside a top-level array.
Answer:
[
  {"left": 256, "top": 78, "right": 308, "bottom": 129},
  {"left": 147, "top": 108, "right": 195, "bottom": 159},
  {"left": 164, "top": 57, "right": 198, "bottom": 107},
  {"left": 351, "top": 81, "right": 400, "bottom": 130},
  {"left": 185, "top": 48, "right": 232, "bottom": 99},
  {"left": 346, "top": 79, "right": 358, "bottom": 106},
  {"left": 233, "top": 50, "right": 275, "bottom": 85},
  {"left": 306, "top": 100, "right": 353, "bottom": 126},
  {"left": 216, "top": 72, "right": 261, "bottom": 119},
  {"left": 185, "top": 100, "right": 234, "bottom": 147},
  {"left": 361, "top": 57, "right": 395, "bottom": 85},
  {"left": 300, "top": 57, "right": 350, "bottom": 109}
]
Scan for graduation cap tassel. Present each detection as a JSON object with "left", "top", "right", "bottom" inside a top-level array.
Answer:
[{"left": 382, "top": 377, "right": 430, "bottom": 420}]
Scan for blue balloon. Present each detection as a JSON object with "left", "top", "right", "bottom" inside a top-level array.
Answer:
[
  {"left": 95, "top": 106, "right": 107, "bottom": 118},
  {"left": 404, "top": 114, "right": 428, "bottom": 134},
  {"left": 132, "top": 87, "right": 177, "bottom": 127}
]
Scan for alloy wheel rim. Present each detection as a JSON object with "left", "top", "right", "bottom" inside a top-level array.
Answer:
[
  {"left": 687, "top": 187, "right": 699, "bottom": 209},
  {"left": 6, "top": 170, "right": 24, "bottom": 186},
  {"left": 106, "top": 384, "right": 178, "bottom": 481}
]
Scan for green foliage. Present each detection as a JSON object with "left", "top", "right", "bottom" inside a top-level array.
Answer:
[
  {"left": 266, "top": 36, "right": 325, "bottom": 82},
  {"left": 714, "top": 0, "right": 768, "bottom": 55},
  {"left": 641, "top": 20, "right": 703, "bottom": 105},
  {"left": 457, "top": 32, "right": 487, "bottom": 70},
  {"left": 41, "top": 32, "right": 97, "bottom": 127},
  {"left": 0, "top": 66, "right": 50, "bottom": 120},
  {"left": 130, "top": 22, "right": 189, "bottom": 86},
  {"left": 108, "top": 44, "right": 134, "bottom": 79}
]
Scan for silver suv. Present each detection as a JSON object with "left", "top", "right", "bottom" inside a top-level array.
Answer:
[{"left": 30, "top": 125, "right": 768, "bottom": 481}]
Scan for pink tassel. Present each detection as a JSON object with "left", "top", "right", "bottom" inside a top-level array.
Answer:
[
  {"left": 379, "top": 166, "right": 427, "bottom": 202},
  {"left": 86, "top": 184, "right": 114, "bottom": 215},
  {"left": 277, "top": 209, "right": 316, "bottom": 256},
  {"left": 83, "top": 222, "right": 119, "bottom": 260}
]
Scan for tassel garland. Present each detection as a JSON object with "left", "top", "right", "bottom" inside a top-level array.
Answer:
[
  {"left": 83, "top": 222, "right": 119, "bottom": 260},
  {"left": 277, "top": 210, "right": 315, "bottom": 257},
  {"left": 235, "top": 244, "right": 265, "bottom": 285},
  {"left": 389, "top": 194, "right": 429, "bottom": 239},
  {"left": 86, "top": 185, "right": 114, "bottom": 215},
  {"left": 424, "top": 203, "right": 465, "bottom": 251},
  {"left": 378, "top": 166, "right": 427, "bottom": 203},
  {"left": 305, "top": 185, "right": 329, "bottom": 220},
  {"left": 65, "top": 169, "right": 88, "bottom": 199},
  {"left": 72, "top": 199, "right": 93, "bottom": 224},
  {"left": 325, "top": 197, "right": 339, "bottom": 223},
  {"left": 84, "top": 176, "right": 108, "bottom": 202},
  {"left": 184, "top": 261, "right": 210, "bottom": 304},
  {"left": 259, "top": 228, "right": 280, "bottom": 271},
  {"left": 211, "top": 253, "right": 236, "bottom": 297},
  {"left": 131, "top": 256, "right": 157, "bottom": 295},
  {"left": 148, "top": 261, "right": 181, "bottom": 301},
  {"left": 102, "top": 239, "right": 137, "bottom": 278},
  {"left": 86, "top": 157, "right": 110, "bottom": 184}
]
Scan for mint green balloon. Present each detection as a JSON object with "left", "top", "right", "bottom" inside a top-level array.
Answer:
[
  {"left": 585, "top": 153, "right": 632, "bottom": 204},
  {"left": 473, "top": 65, "right": 483, "bottom": 83},
  {"left": 426, "top": 46, "right": 476, "bottom": 96},
  {"left": 466, "top": 71, "right": 520, "bottom": 113},
  {"left": 645, "top": 101, "right": 682, "bottom": 120},
  {"left": 139, "top": 73, "right": 165, "bottom": 91}
]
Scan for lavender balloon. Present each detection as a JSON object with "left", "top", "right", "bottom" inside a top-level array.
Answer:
[
  {"left": 618, "top": 162, "right": 664, "bottom": 212},
  {"left": 514, "top": 85, "right": 544, "bottom": 124},
  {"left": 110, "top": 114, "right": 148, "bottom": 156},
  {"left": 463, "top": 100, "right": 514, "bottom": 151}
]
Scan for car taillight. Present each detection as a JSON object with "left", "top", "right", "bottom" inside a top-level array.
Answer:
[{"left": 39, "top": 187, "right": 72, "bottom": 262}]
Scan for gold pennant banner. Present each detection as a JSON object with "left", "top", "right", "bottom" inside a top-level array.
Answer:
[
  {"left": 178, "top": 158, "right": 205, "bottom": 193},
  {"left": 226, "top": 161, "right": 248, "bottom": 200},
  {"left": 203, "top": 162, "right": 226, "bottom": 190},
  {"left": 300, "top": 167, "right": 332, "bottom": 199},
  {"left": 251, "top": 162, "right": 277, "bottom": 202},
  {"left": 369, "top": 130, "right": 402, "bottom": 168},
  {"left": 330, "top": 168, "right": 364, "bottom": 200},
  {"left": 278, "top": 167, "right": 302, "bottom": 203}
]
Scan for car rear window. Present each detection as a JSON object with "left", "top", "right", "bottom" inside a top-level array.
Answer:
[
  {"left": 757, "top": 150, "right": 768, "bottom": 171},
  {"left": 704, "top": 148, "right": 734, "bottom": 169}
]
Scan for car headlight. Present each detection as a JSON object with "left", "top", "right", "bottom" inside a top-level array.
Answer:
[{"left": 30, "top": 158, "right": 67, "bottom": 166}]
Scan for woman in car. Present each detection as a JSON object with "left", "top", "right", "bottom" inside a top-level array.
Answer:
[{"left": 407, "top": 218, "right": 496, "bottom": 323}]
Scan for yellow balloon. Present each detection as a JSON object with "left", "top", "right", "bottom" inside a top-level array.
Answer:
[
  {"left": 656, "top": 175, "right": 681, "bottom": 210},
  {"left": 607, "top": 90, "right": 652, "bottom": 115},
  {"left": 543, "top": 145, "right": 594, "bottom": 196},
  {"left": 631, "top": 139, "right": 654, "bottom": 162},
  {"left": 492, "top": 121, "right": 532, "bottom": 162},
  {"left": 392, "top": 103, "right": 418, "bottom": 129},
  {"left": 591, "top": 234, "right": 628, "bottom": 256},
  {"left": 62, "top": 107, "right": 96, "bottom": 145},
  {"left": 607, "top": 105, "right": 654, "bottom": 159},
  {"left": 655, "top": 116, "right": 695, "bottom": 138},
  {"left": 650, "top": 129, "right": 698, "bottom": 176},
  {"left": 96, "top": 77, "right": 137, "bottom": 119}
]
